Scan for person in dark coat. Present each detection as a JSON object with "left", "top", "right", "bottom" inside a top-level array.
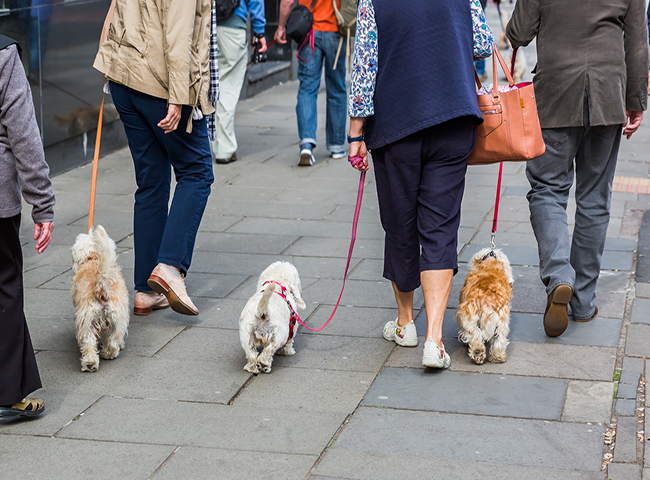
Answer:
[
  {"left": 0, "top": 36, "right": 55, "bottom": 418},
  {"left": 347, "top": 0, "right": 493, "bottom": 368},
  {"left": 506, "top": 0, "right": 649, "bottom": 337}
]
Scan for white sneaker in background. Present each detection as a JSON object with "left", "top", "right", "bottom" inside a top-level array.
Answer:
[
  {"left": 299, "top": 147, "right": 315, "bottom": 166},
  {"left": 422, "top": 340, "right": 451, "bottom": 368},
  {"left": 383, "top": 319, "right": 418, "bottom": 347},
  {"left": 330, "top": 151, "right": 346, "bottom": 159}
]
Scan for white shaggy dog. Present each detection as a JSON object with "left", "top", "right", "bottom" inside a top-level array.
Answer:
[
  {"left": 239, "top": 261, "right": 306, "bottom": 374},
  {"left": 456, "top": 248, "right": 514, "bottom": 364},
  {"left": 70, "top": 225, "right": 129, "bottom": 372}
]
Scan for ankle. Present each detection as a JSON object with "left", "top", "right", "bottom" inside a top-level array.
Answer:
[{"left": 396, "top": 317, "right": 412, "bottom": 328}]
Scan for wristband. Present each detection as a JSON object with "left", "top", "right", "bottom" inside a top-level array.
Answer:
[{"left": 347, "top": 134, "right": 364, "bottom": 143}]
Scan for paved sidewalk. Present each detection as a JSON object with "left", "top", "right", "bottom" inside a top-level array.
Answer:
[{"left": 3, "top": 6, "right": 650, "bottom": 480}]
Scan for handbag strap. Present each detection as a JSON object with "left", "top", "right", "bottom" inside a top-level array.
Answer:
[{"left": 474, "top": 47, "right": 515, "bottom": 100}]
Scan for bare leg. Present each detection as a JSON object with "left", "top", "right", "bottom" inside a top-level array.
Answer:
[
  {"left": 421, "top": 269, "right": 454, "bottom": 346},
  {"left": 391, "top": 282, "right": 414, "bottom": 327}
]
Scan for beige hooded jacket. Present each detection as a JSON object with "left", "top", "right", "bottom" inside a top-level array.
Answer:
[{"left": 93, "top": 0, "right": 215, "bottom": 125}]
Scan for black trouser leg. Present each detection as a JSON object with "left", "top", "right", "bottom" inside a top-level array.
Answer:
[{"left": 0, "top": 214, "right": 41, "bottom": 405}]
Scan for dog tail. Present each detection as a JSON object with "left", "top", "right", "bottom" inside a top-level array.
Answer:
[
  {"left": 92, "top": 225, "right": 118, "bottom": 280},
  {"left": 256, "top": 282, "right": 276, "bottom": 319}
]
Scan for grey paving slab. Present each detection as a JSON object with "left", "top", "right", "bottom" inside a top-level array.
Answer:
[
  {"left": 613, "top": 416, "right": 639, "bottom": 463},
  {"left": 186, "top": 251, "right": 289, "bottom": 275},
  {"left": 154, "top": 447, "right": 318, "bottom": 480},
  {"left": 0, "top": 435, "right": 174, "bottom": 480},
  {"left": 228, "top": 217, "right": 385, "bottom": 240},
  {"left": 58, "top": 396, "right": 347, "bottom": 455},
  {"left": 193, "top": 231, "right": 299, "bottom": 254},
  {"left": 24, "top": 287, "right": 74, "bottom": 318},
  {"left": 26, "top": 316, "right": 186, "bottom": 357},
  {"left": 272, "top": 334, "right": 393, "bottom": 373},
  {"left": 387, "top": 339, "right": 616, "bottom": 381},
  {"left": 235, "top": 368, "right": 374, "bottom": 412},
  {"left": 314, "top": 449, "right": 604, "bottom": 480},
  {"left": 631, "top": 298, "right": 650, "bottom": 324},
  {"left": 623, "top": 356, "right": 646, "bottom": 373},
  {"left": 605, "top": 237, "right": 638, "bottom": 252},
  {"left": 362, "top": 367, "right": 567, "bottom": 420},
  {"left": 324, "top": 204, "right": 381, "bottom": 224},
  {"left": 415, "top": 308, "right": 623, "bottom": 348},
  {"left": 284, "top": 236, "right": 384, "bottom": 259},
  {"left": 302, "top": 278, "right": 424, "bottom": 310},
  {"left": 617, "top": 382, "right": 638, "bottom": 400},
  {"left": 204, "top": 199, "right": 336, "bottom": 220},
  {"left": 621, "top": 370, "right": 642, "bottom": 385},
  {"left": 348, "top": 258, "right": 384, "bottom": 281},
  {"left": 626, "top": 324, "right": 650, "bottom": 357},
  {"left": 562, "top": 381, "right": 615, "bottom": 423},
  {"left": 185, "top": 213, "right": 243, "bottom": 233},
  {"left": 616, "top": 399, "right": 637, "bottom": 417},
  {"left": 289, "top": 255, "right": 364, "bottom": 279},
  {"left": 637, "top": 282, "right": 650, "bottom": 299},
  {"left": 609, "top": 463, "right": 643, "bottom": 480},
  {"left": 22, "top": 264, "right": 72, "bottom": 288},
  {"left": 34, "top": 328, "right": 250, "bottom": 403},
  {"left": 301, "top": 305, "right": 398, "bottom": 338},
  {"left": 324, "top": 407, "right": 605, "bottom": 472}
]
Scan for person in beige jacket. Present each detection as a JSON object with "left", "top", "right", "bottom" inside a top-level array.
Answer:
[{"left": 94, "top": 0, "right": 216, "bottom": 317}]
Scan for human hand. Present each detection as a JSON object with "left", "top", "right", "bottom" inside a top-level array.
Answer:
[
  {"left": 158, "top": 104, "right": 182, "bottom": 134},
  {"left": 349, "top": 141, "right": 369, "bottom": 172},
  {"left": 623, "top": 109, "right": 643, "bottom": 140},
  {"left": 274, "top": 27, "right": 287, "bottom": 45},
  {"left": 34, "top": 221, "right": 54, "bottom": 254},
  {"left": 258, "top": 36, "right": 268, "bottom": 53}
]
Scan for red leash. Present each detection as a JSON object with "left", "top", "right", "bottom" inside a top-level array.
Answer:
[
  {"left": 294, "top": 156, "right": 366, "bottom": 332},
  {"left": 490, "top": 162, "right": 504, "bottom": 249}
]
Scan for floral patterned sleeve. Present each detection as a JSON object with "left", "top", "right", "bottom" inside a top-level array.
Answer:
[
  {"left": 471, "top": 0, "right": 494, "bottom": 60},
  {"left": 348, "top": 0, "right": 377, "bottom": 118}
]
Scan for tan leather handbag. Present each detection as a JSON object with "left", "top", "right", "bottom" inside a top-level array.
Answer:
[{"left": 468, "top": 48, "right": 546, "bottom": 166}]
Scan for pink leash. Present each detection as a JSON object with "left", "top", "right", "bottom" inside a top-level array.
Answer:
[{"left": 295, "top": 156, "right": 367, "bottom": 332}]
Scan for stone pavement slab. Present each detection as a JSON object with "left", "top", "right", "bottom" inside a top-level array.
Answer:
[
  {"left": 320, "top": 407, "right": 605, "bottom": 472},
  {"left": 313, "top": 449, "right": 604, "bottom": 480},
  {"left": 154, "top": 447, "right": 318, "bottom": 480},
  {"left": 626, "top": 324, "right": 650, "bottom": 357},
  {"left": 58, "top": 396, "right": 347, "bottom": 456},
  {"left": 631, "top": 298, "right": 650, "bottom": 324},
  {"left": 608, "top": 463, "right": 643, "bottom": 480},
  {"left": 0, "top": 436, "right": 175, "bottom": 480},
  {"left": 561, "top": 380, "right": 615, "bottom": 423},
  {"left": 362, "top": 367, "right": 567, "bottom": 420},
  {"left": 613, "top": 416, "right": 639, "bottom": 463},
  {"left": 386, "top": 339, "right": 615, "bottom": 382}
]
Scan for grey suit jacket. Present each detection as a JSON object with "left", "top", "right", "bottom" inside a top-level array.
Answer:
[{"left": 506, "top": 0, "right": 649, "bottom": 129}]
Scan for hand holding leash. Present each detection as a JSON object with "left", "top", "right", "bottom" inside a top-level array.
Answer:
[{"left": 348, "top": 144, "right": 369, "bottom": 172}]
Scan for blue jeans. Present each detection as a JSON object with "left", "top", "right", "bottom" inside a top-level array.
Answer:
[
  {"left": 110, "top": 82, "right": 214, "bottom": 291},
  {"left": 296, "top": 30, "right": 347, "bottom": 154}
]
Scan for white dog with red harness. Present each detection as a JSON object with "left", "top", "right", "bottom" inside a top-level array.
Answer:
[{"left": 238, "top": 261, "right": 306, "bottom": 374}]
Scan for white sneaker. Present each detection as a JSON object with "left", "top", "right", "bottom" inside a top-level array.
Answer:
[
  {"left": 299, "top": 148, "right": 315, "bottom": 166},
  {"left": 330, "top": 151, "right": 346, "bottom": 159},
  {"left": 383, "top": 319, "right": 418, "bottom": 347},
  {"left": 422, "top": 340, "right": 451, "bottom": 369}
]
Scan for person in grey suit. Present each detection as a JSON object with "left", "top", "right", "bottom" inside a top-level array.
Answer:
[{"left": 507, "top": 0, "right": 649, "bottom": 337}]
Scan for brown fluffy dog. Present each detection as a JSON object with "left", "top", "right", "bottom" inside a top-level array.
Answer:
[
  {"left": 71, "top": 225, "right": 129, "bottom": 372},
  {"left": 456, "top": 248, "right": 513, "bottom": 364}
]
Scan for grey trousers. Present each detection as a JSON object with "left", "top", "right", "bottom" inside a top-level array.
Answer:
[{"left": 526, "top": 99, "right": 622, "bottom": 320}]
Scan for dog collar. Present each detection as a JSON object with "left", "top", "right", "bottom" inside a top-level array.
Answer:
[
  {"left": 262, "top": 281, "right": 301, "bottom": 340},
  {"left": 480, "top": 250, "right": 498, "bottom": 263}
]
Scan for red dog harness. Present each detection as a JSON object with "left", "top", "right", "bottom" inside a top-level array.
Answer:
[{"left": 262, "top": 281, "right": 301, "bottom": 340}]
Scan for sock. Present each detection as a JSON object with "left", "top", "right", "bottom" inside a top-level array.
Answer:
[{"left": 162, "top": 264, "right": 182, "bottom": 277}]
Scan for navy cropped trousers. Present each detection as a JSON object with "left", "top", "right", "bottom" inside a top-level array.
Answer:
[
  {"left": 372, "top": 117, "right": 477, "bottom": 292},
  {"left": 111, "top": 82, "right": 214, "bottom": 291}
]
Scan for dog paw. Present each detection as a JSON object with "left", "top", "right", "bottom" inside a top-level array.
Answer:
[
  {"left": 258, "top": 363, "right": 272, "bottom": 373},
  {"left": 81, "top": 359, "right": 99, "bottom": 372},
  {"left": 100, "top": 348, "right": 119, "bottom": 360},
  {"left": 244, "top": 363, "right": 259, "bottom": 374},
  {"left": 488, "top": 351, "right": 507, "bottom": 363},
  {"left": 278, "top": 346, "right": 295, "bottom": 356},
  {"left": 469, "top": 349, "right": 486, "bottom": 365}
]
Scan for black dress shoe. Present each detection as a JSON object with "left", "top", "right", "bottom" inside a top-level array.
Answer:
[{"left": 215, "top": 152, "right": 237, "bottom": 164}]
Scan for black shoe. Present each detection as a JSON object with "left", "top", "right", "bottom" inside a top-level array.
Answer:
[{"left": 215, "top": 152, "right": 237, "bottom": 164}]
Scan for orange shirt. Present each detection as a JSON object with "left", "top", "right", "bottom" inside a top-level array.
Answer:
[{"left": 299, "top": 0, "right": 340, "bottom": 33}]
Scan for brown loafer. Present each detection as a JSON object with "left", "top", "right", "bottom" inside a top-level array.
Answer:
[
  {"left": 544, "top": 284, "right": 573, "bottom": 337},
  {"left": 573, "top": 306, "right": 598, "bottom": 323},
  {"left": 147, "top": 264, "right": 199, "bottom": 316},
  {"left": 0, "top": 397, "right": 45, "bottom": 417},
  {"left": 133, "top": 292, "right": 170, "bottom": 316}
]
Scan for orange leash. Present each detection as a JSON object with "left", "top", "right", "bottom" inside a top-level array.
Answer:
[{"left": 87, "top": 95, "right": 105, "bottom": 233}]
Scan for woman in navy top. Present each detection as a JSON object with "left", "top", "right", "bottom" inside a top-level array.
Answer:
[{"left": 348, "top": 0, "right": 493, "bottom": 368}]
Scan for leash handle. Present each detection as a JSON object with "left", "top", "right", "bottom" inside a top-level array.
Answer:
[
  {"left": 296, "top": 160, "right": 366, "bottom": 332},
  {"left": 88, "top": 94, "right": 105, "bottom": 233}
]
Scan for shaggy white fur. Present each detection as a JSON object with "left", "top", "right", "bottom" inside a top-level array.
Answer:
[
  {"left": 70, "top": 225, "right": 129, "bottom": 372},
  {"left": 239, "top": 261, "right": 306, "bottom": 374}
]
